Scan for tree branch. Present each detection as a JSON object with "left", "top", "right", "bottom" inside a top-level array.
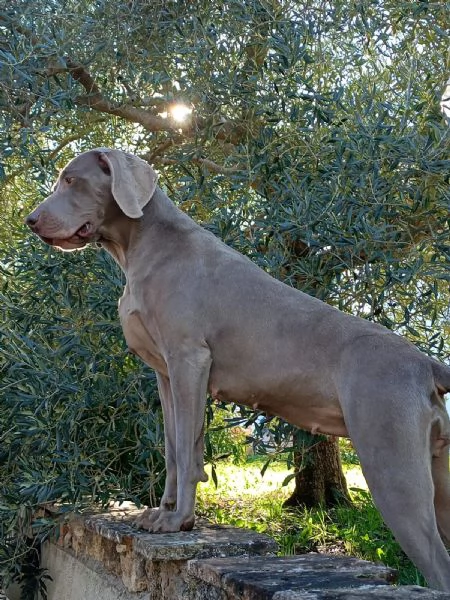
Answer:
[
  {"left": 63, "top": 59, "right": 173, "bottom": 133},
  {"left": 0, "top": 13, "right": 248, "bottom": 173},
  {"left": 63, "top": 59, "right": 247, "bottom": 143},
  {"left": 193, "top": 157, "right": 243, "bottom": 175},
  {"left": 1, "top": 10, "right": 248, "bottom": 144}
]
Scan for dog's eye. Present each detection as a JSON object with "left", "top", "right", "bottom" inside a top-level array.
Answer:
[{"left": 64, "top": 176, "right": 74, "bottom": 184}]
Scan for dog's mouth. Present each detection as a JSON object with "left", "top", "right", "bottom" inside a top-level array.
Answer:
[
  {"left": 76, "top": 222, "right": 93, "bottom": 238},
  {"left": 39, "top": 222, "right": 97, "bottom": 250}
]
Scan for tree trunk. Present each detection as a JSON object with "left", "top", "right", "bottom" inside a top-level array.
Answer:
[{"left": 283, "top": 432, "right": 352, "bottom": 509}]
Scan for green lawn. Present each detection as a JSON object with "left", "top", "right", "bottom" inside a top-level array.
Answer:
[{"left": 196, "top": 454, "right": 425, "bottom": 587}]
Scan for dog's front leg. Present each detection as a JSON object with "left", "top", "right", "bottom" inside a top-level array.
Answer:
[
  {"left": 134, "top": 372, "right": 177, "bottom": 530},
  {"left": 150, "top": 343, "right": 212, "bottom": 533}
]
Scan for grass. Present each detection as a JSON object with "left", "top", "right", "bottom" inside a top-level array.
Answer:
[{"left": 196, "top": 452, "right": 426, "bottom": 587}]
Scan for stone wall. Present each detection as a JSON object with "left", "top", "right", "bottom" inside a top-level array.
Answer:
[{"left": 7, "top": 503, "right": 450, "bottom": 600}]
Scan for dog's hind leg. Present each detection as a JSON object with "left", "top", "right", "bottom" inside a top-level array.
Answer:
[
  {"left": 431, "top": 404, "right": 450, "bottom": 547},
  {"left": 343, "top": 393, "right": 450, "bottom": 591}
]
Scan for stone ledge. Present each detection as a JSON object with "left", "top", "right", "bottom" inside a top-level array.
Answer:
[
  {"left": 80, "top": 504, "right": 277, "bottom": 561},
  {"left": 51, "top": 502, "right": 277, "bottom": 596},
  {"left": 188, "top": 555, "right": 397, "bottom": 600},
  {"left": 37, "top": 505, "right": 450, "bottom": 600},
  {"left": 189, "top": 555, "right": 450, "bottom": 599}
]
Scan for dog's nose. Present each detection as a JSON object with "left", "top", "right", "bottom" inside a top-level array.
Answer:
[{"left": 25, "top": 213, "right": 39, "bottom": 229}]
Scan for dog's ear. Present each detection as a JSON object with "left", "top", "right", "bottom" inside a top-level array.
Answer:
[{"left": 97, "top": 149, "right": 158, "bottom": 218}]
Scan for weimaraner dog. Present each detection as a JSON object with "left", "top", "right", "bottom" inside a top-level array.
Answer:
[{"left": 26, "top": 148, "right": 450, "bottom": 590}]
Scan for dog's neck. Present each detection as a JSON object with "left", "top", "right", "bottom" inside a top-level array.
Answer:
[
  {"left": 98, "top": 210, "right": 138, "bottom": 269},
  {"left": 99, "top": 187, "right": 197, "bottom": 273}
]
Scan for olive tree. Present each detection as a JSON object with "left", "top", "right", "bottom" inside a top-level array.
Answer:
[{"left": 1, "top": 3, "right": 450, "bottom": 583}]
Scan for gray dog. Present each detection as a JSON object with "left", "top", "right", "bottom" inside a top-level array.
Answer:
[{"left": 26, "top": 148, "right": 450, "bottom": 590}]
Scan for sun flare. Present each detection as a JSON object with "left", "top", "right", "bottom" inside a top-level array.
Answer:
[{"left": 169, "top": 103, "right": 192, "bottom": 123}]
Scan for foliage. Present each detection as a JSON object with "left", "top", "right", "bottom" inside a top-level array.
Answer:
[
  {"left": 205, "top": 402, "right": 250, "bottom": 469},
  {"left": 0, "top": 0, "right": 450, "bottom": 593}
]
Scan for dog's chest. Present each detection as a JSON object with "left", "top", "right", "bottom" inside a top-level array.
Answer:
[{"left": 118, "top": 286, "right": 167, "bottom": 374}]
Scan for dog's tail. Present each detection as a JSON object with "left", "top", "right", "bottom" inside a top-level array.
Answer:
[{"left": 431, "top": 359, "right": 450, "bottom": 396}]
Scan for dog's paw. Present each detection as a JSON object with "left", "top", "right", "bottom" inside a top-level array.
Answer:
[
  {"left": 140, "top": 510, "right": 195, "bottom": 533},
  {"left": 133, "top": 507, "right": 161, "bottom": 529}
]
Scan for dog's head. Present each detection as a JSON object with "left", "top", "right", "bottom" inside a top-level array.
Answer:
[{"left": 25, "top": 148, "right": 158, "bottom": 251}]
